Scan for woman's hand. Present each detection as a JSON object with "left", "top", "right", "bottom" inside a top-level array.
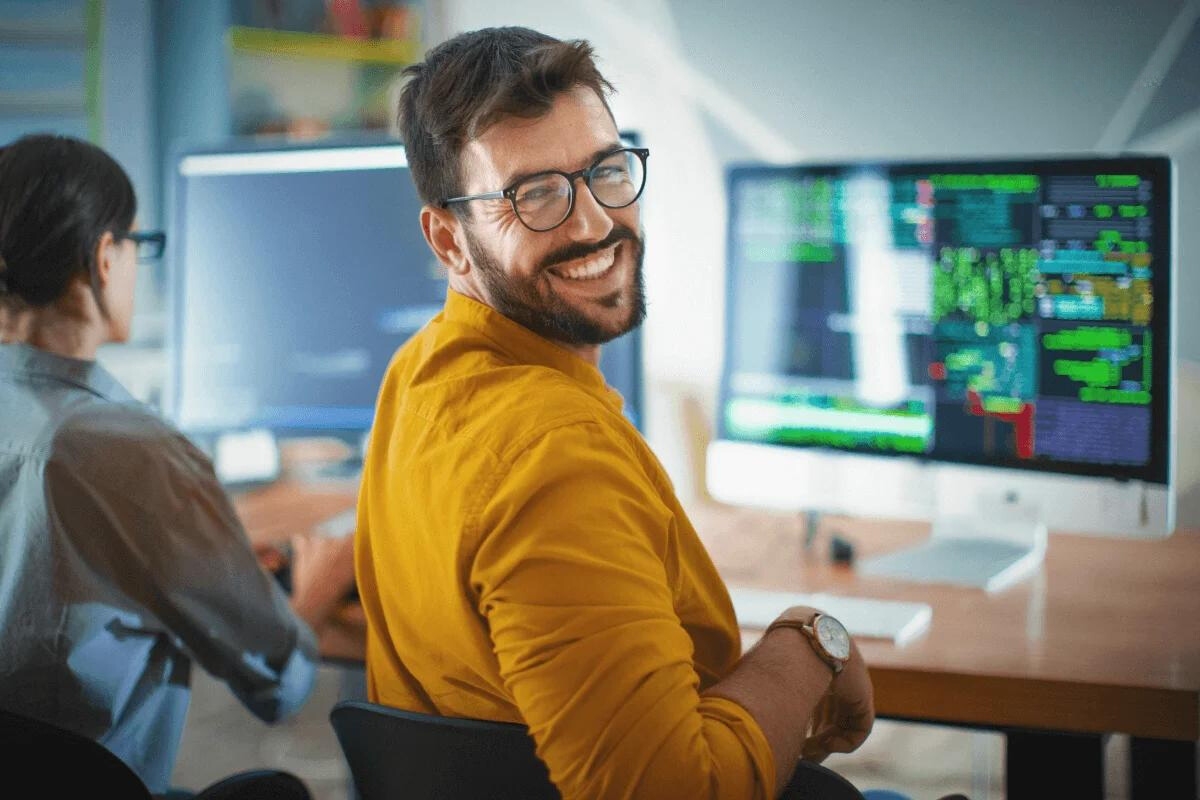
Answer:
[{"left": 287, "top": 530, "right": 357, "bottom": 629}]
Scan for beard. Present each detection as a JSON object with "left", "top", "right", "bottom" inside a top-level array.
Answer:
[{"left": 463, "top": 224, "right": 646, "bottom": 346}]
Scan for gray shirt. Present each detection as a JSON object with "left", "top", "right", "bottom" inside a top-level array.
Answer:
[{"left": 0, "top": 343, "right": 318, "bottom": 794}]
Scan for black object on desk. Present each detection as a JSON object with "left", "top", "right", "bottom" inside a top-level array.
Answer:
[{"left": 830, "top": 534, "right": 855, "bottom": 566}]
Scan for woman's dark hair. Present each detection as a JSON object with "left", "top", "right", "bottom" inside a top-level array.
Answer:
[
  {"left": 397, "top": 26, "right": 615, "bottom": 210},
  {"left": 0, "top": 133, "right": 136, "bottom": 309}
]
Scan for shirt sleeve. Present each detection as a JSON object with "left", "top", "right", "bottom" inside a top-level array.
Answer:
[
  {"left": 470, "top": 420, "right": 775, "bottom": 800},
  {"left": 46, "top": 406, "right": 317, "bottom": 723}
]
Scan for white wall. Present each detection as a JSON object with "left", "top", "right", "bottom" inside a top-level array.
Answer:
[{"left": 432, "top": 0, "right": 1199, "bottom": 521}]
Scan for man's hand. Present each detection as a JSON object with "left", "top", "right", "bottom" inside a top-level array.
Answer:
[
  {"left": 800, "top": 637, "right": 874, "bottom": 763},
  {"left": 704, "top": 603, "right": 876, "bottom": 796}
]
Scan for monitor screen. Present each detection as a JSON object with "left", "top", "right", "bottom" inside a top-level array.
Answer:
[
  {"left": 718, "top": 157, "right": 1172, "bottom": 487},
  {"left": 168, "top": 140, "right": 643, "bottom": 436},
  {"left": 601, "top": 326, "right": 643, "bottom": 431}
]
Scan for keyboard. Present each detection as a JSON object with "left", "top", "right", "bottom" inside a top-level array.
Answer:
[{"left": 727, "top": 587, "right": 932, "bottom": 647}]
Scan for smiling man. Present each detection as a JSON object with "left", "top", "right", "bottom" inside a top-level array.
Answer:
[{"left": 354, "top": 27, "right": 875, "bottom": 800}]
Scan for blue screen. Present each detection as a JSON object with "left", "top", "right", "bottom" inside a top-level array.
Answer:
[{"left": 601, "top": 326, "right": 643, "bottom": 431}]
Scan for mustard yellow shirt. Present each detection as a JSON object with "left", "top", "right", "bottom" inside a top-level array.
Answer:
[{"left": 356, "top": 291, "right": 774, "bottom": 799}]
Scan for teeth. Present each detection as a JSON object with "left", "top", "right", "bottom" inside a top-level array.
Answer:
[{"left": 553, "top": 246, "right": 616, "bottom": 280}]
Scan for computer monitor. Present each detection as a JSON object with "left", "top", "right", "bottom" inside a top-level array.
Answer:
[
  {"left": 166, "top": 139, "right": 644, "bottom": 447},
  {"left": 708, "top": 156, "right": 1175, "bottom": 549}
]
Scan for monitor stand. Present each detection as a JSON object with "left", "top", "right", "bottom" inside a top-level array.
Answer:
[{"left": 858, "top": 493, "right": 1047, "bottom": 593}]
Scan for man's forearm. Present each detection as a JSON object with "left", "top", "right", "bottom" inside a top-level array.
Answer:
[{"left": 703, "top": 626, "right": 833, "bottom": 798}]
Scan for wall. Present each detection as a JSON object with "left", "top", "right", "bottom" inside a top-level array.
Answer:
[{"left": 432, "top": 0, "right": 1200, "bottom": 522}]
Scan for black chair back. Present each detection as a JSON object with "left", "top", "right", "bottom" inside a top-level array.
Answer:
[
  {"left": 783, "top": 758, "right": 868, "bottom": 799},
  {"left": 0, "top": 707, "right": 153, "bottom": 798},
  {"left": 330, "top": 700, "right": 559, "bottom": 800},
  {"left": 330, "top": 699, "right": 869, "bottom": 800},
  {"left": 0, "top": 706, "right": 313, "bottom": 799}
]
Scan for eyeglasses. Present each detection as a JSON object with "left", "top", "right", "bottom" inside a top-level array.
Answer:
[
  {"left": 118, "top": 230, "right": 166, "bottom": 261},
  {"left": 440, "top": 147, "right": 649, "bottom": 232}
]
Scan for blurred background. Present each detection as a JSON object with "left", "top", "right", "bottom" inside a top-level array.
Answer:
[
  {"left": 1, "top": 0, "right": 1194, "bottom": 521},
  {"left": 2, "top": 1, "right": 1197, "bottom": 797}
]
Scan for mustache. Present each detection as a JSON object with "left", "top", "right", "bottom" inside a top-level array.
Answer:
[{"left": 538, "top": 225, "right": 640, "bottom": 272}]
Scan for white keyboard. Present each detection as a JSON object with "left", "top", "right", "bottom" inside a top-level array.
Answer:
[{"left": 728, "top": 587, "right": 932, "bottom": 647}]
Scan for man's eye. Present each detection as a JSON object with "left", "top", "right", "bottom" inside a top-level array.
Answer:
[
  {"left": 592, "top": 165, "right": 630, "bottom": 183},
  {"left": 516, "top": 181, "right": 563, "bottom": 206},
  {"left": 518, "top": 187, "right": 552, "bottom": 203}
]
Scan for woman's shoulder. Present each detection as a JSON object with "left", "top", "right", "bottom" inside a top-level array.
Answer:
[{"left": 49, "top": 402, "right": 214, "bottom": 491}]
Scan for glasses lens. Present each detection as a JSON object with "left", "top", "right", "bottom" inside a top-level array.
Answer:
[
  {"left": 135, "top": 235, "right": 164, "bottom": 261},
  {"left": 588, "top": 149, "right": 645, "bottom": 209},
  {"left": 512, "top": 173, "right": 572, "bottom": 231}
]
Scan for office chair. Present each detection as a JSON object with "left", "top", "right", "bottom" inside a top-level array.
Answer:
[
  {"left": 0, "top": 707, "right": 311, "bottom": 799},
  {"left": 329, "top": 699, "right": 870, "bottom": 800},
  {"left": 0, "top": 707, "right": 152, "bottom": 798}
]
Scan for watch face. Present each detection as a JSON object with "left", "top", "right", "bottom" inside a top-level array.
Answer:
[{"left": 815, "top": 615, "right": 851, "bottom": 661}]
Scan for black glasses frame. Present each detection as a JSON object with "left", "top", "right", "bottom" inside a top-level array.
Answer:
[
  {"left": 439, "top": 147, "right": 649, "bottom": 232},
  {"left": 118, "top": 230, "right": 166, "bottom": 261}
]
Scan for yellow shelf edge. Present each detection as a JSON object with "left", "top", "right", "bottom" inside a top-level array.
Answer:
[{"left": 228, "top": 25, "right": 419, "bottom": 65}]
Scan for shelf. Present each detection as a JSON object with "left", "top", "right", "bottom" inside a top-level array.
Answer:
[
  {"left": 227, "top": 25, "right": 418, "bottom": 65},
  {"left": 0, "top": 14, "right": 86, "bottom": 45},
  {"left": 0, "top": 89, "right": 85, "bottom": 116}
]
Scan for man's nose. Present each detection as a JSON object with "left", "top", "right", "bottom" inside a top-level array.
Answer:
[{"left": 563, "top": 177, "right": 615, "bottom": 242}]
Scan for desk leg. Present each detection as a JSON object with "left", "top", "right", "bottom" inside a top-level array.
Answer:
[
  {"left": 1129, "top": 737, "right": 1197, "bottom": 800},
  {"left": 1006, "top": 731, "right": 1104, "bottom": 799}
]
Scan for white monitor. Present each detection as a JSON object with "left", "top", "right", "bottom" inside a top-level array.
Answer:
[{"left": 709, "top": 157, "right": 1176, "bottom": 582}]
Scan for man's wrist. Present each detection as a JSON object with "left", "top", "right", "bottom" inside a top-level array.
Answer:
[{"left": 765, "top": 612, "right": 851, "bottom": 675}]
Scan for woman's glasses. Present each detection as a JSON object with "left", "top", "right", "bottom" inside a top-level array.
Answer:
[{"left": 118, "top": 231, "right": 166, "bottom": 261}]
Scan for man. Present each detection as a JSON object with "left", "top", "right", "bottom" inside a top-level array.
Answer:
[{"left": 355, "top": 27, "right": 874, "bottom": 799}]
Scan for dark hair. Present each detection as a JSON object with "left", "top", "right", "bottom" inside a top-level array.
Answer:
[
  {"left": 0, "top": 134, "right": 136, "bottom": 309},
  {"left": 397, "top": 26, "right": 615, "bottom": 209}
]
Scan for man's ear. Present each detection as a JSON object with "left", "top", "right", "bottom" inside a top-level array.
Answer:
[
  {"left": 92, "top": 230, "right": 116, "bottom": 290},
  {"left": 421, "top": 205, "right": 471, "bottom": 277}
]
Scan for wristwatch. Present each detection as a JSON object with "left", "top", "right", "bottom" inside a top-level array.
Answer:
[{"left": 766, "top": 612, "right": 852, "bottom": 675}]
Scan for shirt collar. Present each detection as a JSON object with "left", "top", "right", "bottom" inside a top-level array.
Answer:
[
  {"left": 442, "top": 290, "right": 624, "bottom": 415},
  {"left": 0, "top": 343, "right": 138, "bottom": 405}
]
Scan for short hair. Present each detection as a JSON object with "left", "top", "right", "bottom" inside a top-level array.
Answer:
[
  {"left": 0, "top": 134, "right": 135, "bottom": 308},
  {"left": 396, "top": 26, "right": 615, "bottom": 210}
]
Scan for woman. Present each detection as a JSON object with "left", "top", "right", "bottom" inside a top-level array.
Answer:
[{"left": 0, "top": 134, "right": 355, "bottom": 797}]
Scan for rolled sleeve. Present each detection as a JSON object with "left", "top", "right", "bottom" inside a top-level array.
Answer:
[{"left": 470, "top": 421, "right": 774, "bottom": 800}]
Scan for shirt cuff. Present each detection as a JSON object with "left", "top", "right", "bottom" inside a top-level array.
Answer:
[{"left": 237, "top": 622, "right": 319, "bottom": 722}]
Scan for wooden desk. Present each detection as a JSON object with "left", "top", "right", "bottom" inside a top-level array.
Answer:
[
  {"left": 690, "top": 502, "right": 1200, "bottom": 799},
  {"left": 235, "top": 482, "right": 1199, "bottom": 798}
]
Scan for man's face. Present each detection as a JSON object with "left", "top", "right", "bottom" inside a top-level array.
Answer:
[{"left": 454, "top": 86, "right": 645, "bottom": 346}]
